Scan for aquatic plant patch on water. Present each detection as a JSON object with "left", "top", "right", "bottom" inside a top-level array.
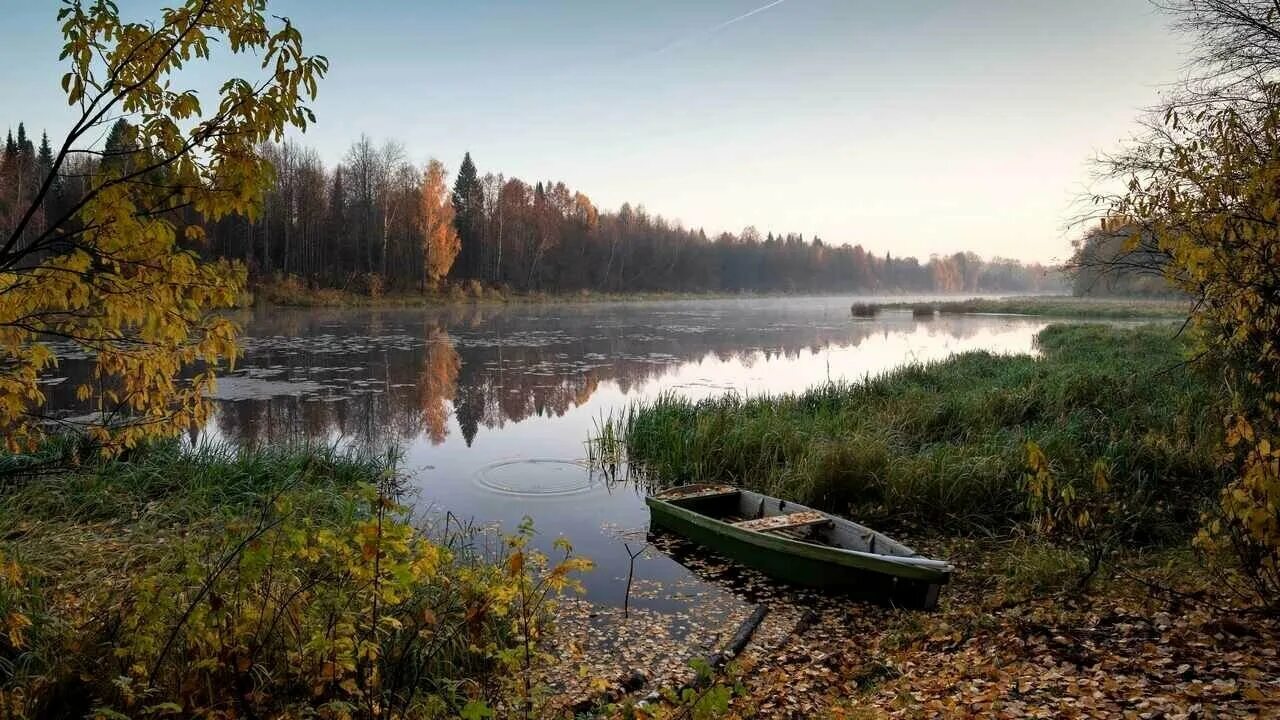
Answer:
[
  {"left": 855, "top": 295, "right": 1190, "bottom": 320},
  {"left": 600, "top": 324, "right": 1223, "bottom": 539}
]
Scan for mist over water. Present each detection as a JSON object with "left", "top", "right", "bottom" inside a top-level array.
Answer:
[{"left": 40, "top": 295, "right": 1051, "bottom": 611}]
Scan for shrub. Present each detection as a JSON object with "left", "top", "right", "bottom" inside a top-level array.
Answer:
[
  {"left": 363, "top": 272, "right": 386, "bottom": 298},
  {"left": 0, "top": 443, "right": 589, "bottom": 718}
]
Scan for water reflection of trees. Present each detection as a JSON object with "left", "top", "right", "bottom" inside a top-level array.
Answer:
[
  {"left": 420, "top": 325, "right": 460, "bottom": 444},
  {"left": 204, "top": 306, "right": 1008, "bottom": 449}
]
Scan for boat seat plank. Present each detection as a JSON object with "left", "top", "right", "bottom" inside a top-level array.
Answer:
[
  {"left": 657, "top": 485, "right": 740, "bottom": 502},
  {"left": 732, "top": 511, "right": 830, "bottom": 533}
]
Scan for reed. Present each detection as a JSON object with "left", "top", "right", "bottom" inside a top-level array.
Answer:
[{"left": 911, "top": 303, "right": 937, "bottom": 318}]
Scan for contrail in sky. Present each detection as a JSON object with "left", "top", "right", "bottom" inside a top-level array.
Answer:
[
  {"left": 648, "top": 0, "right": 791, "bottom": 58},
  {"left": 708, "top": 0, "right": 790, "bottom": 34}
]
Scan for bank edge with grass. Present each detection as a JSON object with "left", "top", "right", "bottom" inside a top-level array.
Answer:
[
  {"left": 601, "top": 324, "right": 1222, "bottom": 547},
  {"left": 852, "top": 295, "right": 1191, "bottom": 320},
  {"left": 0, "top": 442, "right": 584, "bottom": 719}
]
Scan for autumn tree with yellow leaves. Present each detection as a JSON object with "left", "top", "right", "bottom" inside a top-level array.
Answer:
[
  {"left": 0, "top": 0, "right": 327, "bottom": 452},
  {"left": 1090, "top": 0, "right": 1280, "bottom": 601},
  {"left": 421, "top": 158, "right": 460, "bottom": 288}
]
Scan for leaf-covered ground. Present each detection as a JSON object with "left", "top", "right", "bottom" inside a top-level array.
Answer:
[
  {"left": 562, "top": 538, "right": 1280, "bottom": 719},
  {"left": 731, "top": 590, "right": 1278, "bottom": 718}
]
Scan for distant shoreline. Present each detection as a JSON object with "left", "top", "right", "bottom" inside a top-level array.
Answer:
[{"left": 243, "top": 279, "right": 1075, "bottom": 310}]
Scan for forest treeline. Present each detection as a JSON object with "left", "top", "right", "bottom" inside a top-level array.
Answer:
[
  {"left": 1, "top": 121, "right": 1062, "bottom": 296},
  {"left": 1069, "top": 219, "right": 1183, "bottom": 298}
]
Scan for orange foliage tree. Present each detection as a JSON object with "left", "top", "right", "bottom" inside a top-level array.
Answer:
[{"left": 420, "top": 158, "right": 460, "bottom": 288}]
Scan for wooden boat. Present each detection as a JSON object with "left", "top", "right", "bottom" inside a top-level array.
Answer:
[{"left": 646, "top": 484, "right": 954, "bottom": 609}]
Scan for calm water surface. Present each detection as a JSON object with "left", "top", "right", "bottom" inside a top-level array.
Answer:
[{"left": 49, "top": 296, "right": 1055, "bottom": 614}]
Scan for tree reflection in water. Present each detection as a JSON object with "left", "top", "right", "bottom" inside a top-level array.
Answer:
[{"left": 34, "top": 298, "right": 1048, "bottom": 455}]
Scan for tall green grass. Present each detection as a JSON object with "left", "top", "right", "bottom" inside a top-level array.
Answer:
[
  {"left": 605, "top": 324, "right": 1222, "bottom": 539},
  {"left": 0, "top": 440, "right": 382, "bottom": 526}
]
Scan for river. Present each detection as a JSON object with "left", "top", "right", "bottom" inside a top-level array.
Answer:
[{"left": 41, "top": 295, "right": 1055, "bottom": 618}]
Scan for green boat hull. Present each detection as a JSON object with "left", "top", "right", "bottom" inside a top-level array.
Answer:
[{"left": 647, "top": 494, "right": 948, "bottom": 609}]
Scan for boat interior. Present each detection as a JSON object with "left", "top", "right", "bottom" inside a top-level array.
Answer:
[{"left": 655, "top": 484, "right": 921, "bottom": 558}]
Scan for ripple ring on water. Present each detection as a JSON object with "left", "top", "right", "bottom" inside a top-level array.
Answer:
[{"left": 473, "top": 458, "right": 595, "bottom": 497}]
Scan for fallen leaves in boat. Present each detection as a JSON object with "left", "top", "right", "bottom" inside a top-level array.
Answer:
[
  {"left": 655, "top": 485, "right": 739, "bottom": 501},
  {"left": 731, "top": 510, "right": 830, "bottom": 533}
]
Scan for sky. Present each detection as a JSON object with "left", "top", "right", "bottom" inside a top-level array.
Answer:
[{"left": 0, "top": 1, "right": 1190, "bottom": 264}]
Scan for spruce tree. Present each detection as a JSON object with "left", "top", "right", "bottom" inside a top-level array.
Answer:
[
  {"left": 450, "top": 152, "right": 484, "bottom": 278},
  {"left": 10, "top": 124, "right": 37, "bottom": 245},
  {"left": 1, "top": 130, "right": 16, "bottom": 191},
  {"left": 103, "top": 119, "right": 135, "bottom": 172},
  {"left": 326, "top": 167, "right": 348, "bottom": 280},
  {"left": 0, "top": 131, "right": 14, "bottom": 232},
  {"left": 37, "top": 132, "right": 58, "bottom": 196},
  {"left": 35, "top": 132, "right": 53, "bottom": 177},
  {"left": 16, "top": 123, "right": 35, "bottom": 193},
  {"left": 35, "top": 132, "right": 60, "bottom": 234},
  {"left": 15, "top": 123, "right": 32, "bottom": 157}
]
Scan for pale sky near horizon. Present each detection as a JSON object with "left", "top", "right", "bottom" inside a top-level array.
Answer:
[{"left": 0, "top": 1, "right": 1190, "bottom": 264}]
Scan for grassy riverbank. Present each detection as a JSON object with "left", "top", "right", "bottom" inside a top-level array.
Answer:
[
  {"left": 856, "top": 295, "right": 1191, "bottom": 319},
  {"left": 589, "top": 323, "right": 1280, "bottom": 717},
  {"left": 0, "top": 442, "right": 580, "bottom": 718},
  {"left": 251, "top": 276, "right": 1102, "bottom": 312},
  {"left": 601, "top": 324, "right": 1221, "bottom": 537}
]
